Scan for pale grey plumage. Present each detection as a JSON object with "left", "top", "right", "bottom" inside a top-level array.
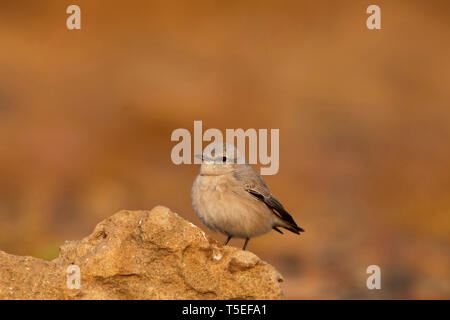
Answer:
[{"left": 191, "top": 143, "right": 304, "bottom": 250}]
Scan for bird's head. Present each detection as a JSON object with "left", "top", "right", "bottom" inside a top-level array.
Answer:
[{"left": 195, "top": 142, "right": 244, "bottom": 176}]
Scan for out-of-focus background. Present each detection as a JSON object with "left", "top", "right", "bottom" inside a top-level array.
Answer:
[{"left": 0, "top": 0, "right": 449, "bottom": 299}]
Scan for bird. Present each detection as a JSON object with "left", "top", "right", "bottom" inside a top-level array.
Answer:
[{"left": 191, "top": 142, "right": 304, "bottom": 250}]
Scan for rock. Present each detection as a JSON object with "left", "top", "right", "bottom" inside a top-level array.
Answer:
[{"left": 0, "top": 206, "right": 284, "bottom": 299}]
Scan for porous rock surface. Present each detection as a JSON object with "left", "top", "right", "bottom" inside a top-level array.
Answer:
[{"left": 0, "top": 206, "right": 284, "bottom": 299}]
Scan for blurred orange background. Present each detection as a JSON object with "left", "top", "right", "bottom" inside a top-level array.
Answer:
[{"left": 0, "top": 0, "right": 449, "bottom": 299}]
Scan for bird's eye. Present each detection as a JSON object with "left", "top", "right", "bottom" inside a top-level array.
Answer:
[{"left": 222, "top": 156, "right": 227, "bottom": 162}]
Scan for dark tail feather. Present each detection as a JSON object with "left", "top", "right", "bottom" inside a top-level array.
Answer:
[
  {"left": 284, "top": 224, "right": 304, "bottom": 235},
  {"left": 266, "top": 196, "right": 304, "bottom": 235},
  {"left": 273, "top": 226, "right": 284, "bottom": 234},
  {"left": 277, "top": 221, "right": 305, "bottom": 235}
]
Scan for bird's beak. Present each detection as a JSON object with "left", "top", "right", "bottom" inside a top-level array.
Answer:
[{"left": 194, "top": 154, "right": 203, "bottom": 161}]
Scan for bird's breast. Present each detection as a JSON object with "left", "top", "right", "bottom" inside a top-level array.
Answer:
[{"left": 191, "top": 174, "right": 274, "bottom": 238}]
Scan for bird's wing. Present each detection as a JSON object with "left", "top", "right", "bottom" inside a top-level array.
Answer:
[{"left": 233, "top": 165, "right": 303, "bottom": 232}]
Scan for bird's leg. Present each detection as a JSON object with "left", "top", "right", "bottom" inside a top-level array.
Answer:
[
  {"left": 242, "top": 238, "right": 250, "bottom": 250},
  {"left": 224, "top": 236, "right": 232, "bottom": 246}
]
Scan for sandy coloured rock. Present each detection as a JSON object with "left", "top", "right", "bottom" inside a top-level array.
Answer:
[{"left": 0, "top": 206, "right": 284, "bottom": 299}]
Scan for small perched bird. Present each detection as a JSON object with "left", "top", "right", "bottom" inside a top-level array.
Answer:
[{"left": 191, "top": 143, "right": 304, "bottom": 250}]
